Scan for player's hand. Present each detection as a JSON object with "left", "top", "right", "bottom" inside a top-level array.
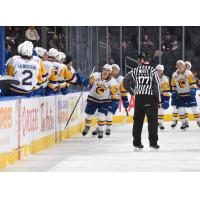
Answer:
[
  {"left": 190, "top": 88, "right": 196, "bottom": 97},
  {"left": 122, "top": 96, "right": 129, "bottom": 109},
  {"left": 75, "top": 73, "right": 83, "bottom": 85},
  {"left": 162, "top": 101, "right": 169, "bottom": 109}
]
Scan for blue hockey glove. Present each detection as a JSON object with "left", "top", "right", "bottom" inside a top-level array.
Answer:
[
  {"left": 121, "top": 96, "right": 129, "bottom": 109},
  {"left": 82, "top": 77, "right": 90, "bottom": 87},
  {"left": 110, "top": 99, "right": 119, "bottom": 113},
  {"left": 190, "top": 88, "right": 196, "bottom": 97},
  {"left": 75, "top": 73, "right": 83, "bottom": 85}
]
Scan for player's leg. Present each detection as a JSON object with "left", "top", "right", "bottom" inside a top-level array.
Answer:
[
  {"left": 82, "top": 100, "right": 97, "bottom": 136},
  {"left": 178, "top": 107, "right": 187, "bottom": 129},
  {"left": 105, "top": 111, "right": 113, "bottom": 136},
  {"left": 171, "top": 106, "right": 179, "bottom": 128},
  {"left": 158, "top": 107, "right": 165, "bottom": 130},
  {"left": 96, "top": 112, "right": 106, "bottom": 139},
  {"left": 190, "top": 106, "right": 200, "bottom": 127}
]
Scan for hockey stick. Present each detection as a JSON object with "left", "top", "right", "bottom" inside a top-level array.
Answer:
[
  {"left": 64, "top": 66, "right": 95, "bottom": 129},
  {"left": 121, "top": 108, "right": 129, "bottom": 125},
  {"left": 0, "top": 75, "right": 20, "bottom": 88}
]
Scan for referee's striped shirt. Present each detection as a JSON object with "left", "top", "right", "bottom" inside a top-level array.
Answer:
[{"left": 131, "top": 64, "right": 161, "bottom": 103}]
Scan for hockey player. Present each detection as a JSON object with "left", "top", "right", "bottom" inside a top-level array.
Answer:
[
  {"left": 171, "top": 60, "right": 200, "bottom": 129},
  {"left": 104, "top": 64, "right": 129, "bottom": 135},
  {"left": 82, "top": 64, "right": 120, "bottom": 139},
  {"left": 32, "top": 47, "right": 49, "bottom": 95},
  {"left": 91, "top": 64, "right": 129, "bottom": 136},
  {"left": 156, "top": 64, "right": 170, "bottom": 130},
  {"left": 6, "top": 41, "right": 42, "bottom": 96}
]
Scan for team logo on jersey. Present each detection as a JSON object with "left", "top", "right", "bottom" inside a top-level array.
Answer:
[
  {"left": 96, "top": 83, "right": 107, "bottom": 95},
  {"left": 178, "top": 78, "right": 187, "bottom": 88}
]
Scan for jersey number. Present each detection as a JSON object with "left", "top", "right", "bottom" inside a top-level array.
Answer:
[
  {"left": 22, "top": 70, "right": 33, "bottom": 85},
  {"left": 138, "top": 76, "right": 149, "bottom": 84}
]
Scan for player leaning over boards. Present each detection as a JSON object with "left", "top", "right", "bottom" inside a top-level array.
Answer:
[
  {"left": 91, "top": 64, "right": 129, "bottom": 136},
  {"left": 82, "top": 64, "right": 120, "bottom": 139},
  {"left": 156, "top": 64, "right": 171, "bottom": 130},
  {"left": 6, "top": 41, "right": 43, "bottom": 97},
  {"left": 171, "top": 60, "right": 200, "bottom": 129}
]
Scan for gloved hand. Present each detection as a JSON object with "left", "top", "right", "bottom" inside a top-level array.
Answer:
[
  {"left": 82, "top": 77, "right": 90, "bottom": 87},
  {"left": 60, "top": 88, "right": 69, "bottom": 95},
  {"left": 121, "top": 96, "right": 129, "bottom": 109},
  {"left": 161, "top": 96, "right": 170, "bottom": 109},
  {"left": 110, "top": 99, "right": 120, "bottom": 113},
  {"left": 75, "top": 73, "right": 83, "bottom": 85},
  {"left": 171, "top": 92, "right": 177, "bottom": 100},
  {"left": 190, "top": 88, "right": 196, "bottom": 97}
]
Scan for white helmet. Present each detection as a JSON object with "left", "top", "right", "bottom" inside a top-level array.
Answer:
[
  {"left": 156, "top": 64, "right": 164, "bottom": 71},
  {"left": 102, "top": 64, "right": 112, "bottom": 72},
  {"left": 35, "top": 47, "right": 47, "bottom": 58},
  {"left": 111, "top": 64, "right": 120, "bottom": 71},
  {"left": 56, "top": 52, "right": 66, "bottom": 63},
  {"left": 19, "top": 41, "right": 33, "bottom": 57},
  {"left": 48, "top": 48, "right": 59, "bottom": 58},
  {"left": 185, "top": 61, "right": 192, "bottom": 70},
  {"left": 176, "top": 60, "right": 185, "bottom": 68},
  {"left": 17, "top": 43, "right": 23, "bottom": 55}
]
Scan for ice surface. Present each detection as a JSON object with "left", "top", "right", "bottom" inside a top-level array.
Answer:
[{"left": 3, "top": 121, "right": 200, "bottom": 172}]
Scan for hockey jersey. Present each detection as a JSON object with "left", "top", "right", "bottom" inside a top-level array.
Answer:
[
  {"left": 87, "top": 72, "right": 119, "bottom": 103},
  {"left": 7, "top": 56, "right": 41, "bottom": 93},
  {"left": 115, "top": 74, "right": 128, "bottom": 97},
  {"left": 171, "top": 69, "right": 197, "bottom": 97},
  {"left": 159, "top": 75, "right": 170, "bottom": 97}
]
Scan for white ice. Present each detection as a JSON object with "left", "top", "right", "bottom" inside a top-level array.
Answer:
[{"left": 2, "top": 121, "right": 200, "bottom": 172}]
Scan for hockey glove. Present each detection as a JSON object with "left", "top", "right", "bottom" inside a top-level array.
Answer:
[
  {"left": 121, "top": 96, "right": 129, "bottom": 109},
  {"left": 110, "top": 99, "right": 120, "bottom": 113},
  {"left": 82, "top": 77, "right": 90, "bottom": 87},
  {"left": 75, "top": 73, "right": 83, "bottom": 85},
  {"left": 190, "top": 88, "right": 196, "bottom": 97},
  {"left": 161, "top": 96, "right": 170, "bottom": 109}
]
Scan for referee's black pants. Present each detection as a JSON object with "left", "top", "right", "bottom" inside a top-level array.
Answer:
[{"left": 132, "top": 95, "right": 158, "bottom": 146}]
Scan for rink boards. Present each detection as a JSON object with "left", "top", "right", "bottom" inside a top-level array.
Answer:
[{"left": 0, "top": 89, "right": 200, "bottom": 170}]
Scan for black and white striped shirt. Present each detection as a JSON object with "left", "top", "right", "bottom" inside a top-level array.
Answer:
[{"left": 131, "top": 64, "right": 161, "bottom": 103}]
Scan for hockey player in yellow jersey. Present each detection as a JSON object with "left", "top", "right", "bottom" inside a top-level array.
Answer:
[
  {"left": 32, "top": 47, "right": 49, "bottom": 95},
  {"left": 171, "top": 60, "right": 200, "bottom": 129},
  {"left": 156, "top": 64, "right": 171, "bottom": 130},
  {"left": 44, "top": 48, "right": 63, "bottom": 95},
  {"left": 6, "top": 41, "right": 43, "bottom": 97},
  {"left": 82, "top": 64, "right": 120, "bottom": 139}
]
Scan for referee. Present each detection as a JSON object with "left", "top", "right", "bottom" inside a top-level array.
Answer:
[{"left": 125, "top": 52, "right": 161, "bottom": 150}]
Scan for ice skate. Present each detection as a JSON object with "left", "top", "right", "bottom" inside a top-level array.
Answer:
[
  {"left": 82, "top": 126, "right": 90, "bottom": 136},
  {"left": 171, "top": 120, "right": 178, "bottom": 128},
  {"left": 92, "top": 129, "right": 98, "bottom": 136},
  {"left": 105, "top": 128, "right": 111, "bottom": 136},
  {"left": 158, "top": 122, "right": 165, "bottom": 130},
  {"left": 98, "top": 130, "right": 103, "bottom": 139}
]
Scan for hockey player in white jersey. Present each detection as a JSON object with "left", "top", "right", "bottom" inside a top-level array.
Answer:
[
  {"left": 82, "top": 64, "right": 120, "bottom": 139},
  {"left": 156, "top": 64, "right": 170, "bottom": 130},
  {"left": 104, "top": 64, "right": 129, "bottom": 135},
  {"left": 171, "top": 60, "right": 200, "bottom": 129},
  {"left": 6, "top": 41, "right": 42, "bottom": 96}
]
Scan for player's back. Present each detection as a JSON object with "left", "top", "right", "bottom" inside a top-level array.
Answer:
[{"left": 10, "top": 56, "right": 40, "bottom": 92}]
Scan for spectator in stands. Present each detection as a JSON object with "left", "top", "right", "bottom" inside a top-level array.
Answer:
[
  {"left": 49, "top": 33, "right": 63, "bottom": 51},
  {"left": 25, "top": 26, "right": 40, "bottom": 46},
  {"left": 141, "top": 34, "right": 154, "bottom": 50},
  {"left": 162, "top": 32, "right": 173, "bottom": 51}
]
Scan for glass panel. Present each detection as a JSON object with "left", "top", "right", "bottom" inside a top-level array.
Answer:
[
  {"left": 161, "top": 26, "right": 182, "bottom": 78},
  {"left": 185, "top": 26, "right": 200, "bottom": 83}
]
